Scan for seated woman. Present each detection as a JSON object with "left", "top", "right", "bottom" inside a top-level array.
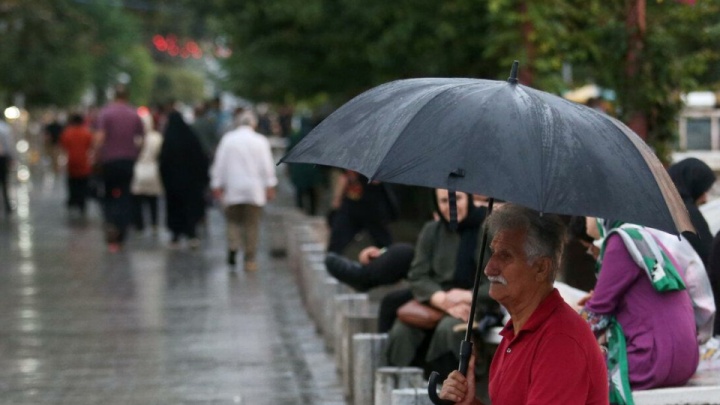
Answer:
[
  {"left": 581, "top": 218, "right": 699, "bottom": 399},
  {"left": 384, "top": 189, "right": 495, "bottom": 379}
]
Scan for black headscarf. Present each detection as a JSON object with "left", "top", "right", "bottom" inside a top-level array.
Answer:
[
  {"left": 432, "top": 191, "right": 486, "bottom": 289},
  {"left": 669, "top": 158, "right": 716, "bottom": 203},
  {"left": 668, "top": 158, "right": 716, "bottom": 264}
]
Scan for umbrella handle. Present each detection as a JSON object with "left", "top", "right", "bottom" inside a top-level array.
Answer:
[
  {"left": 427, "top": 340, "right": 473, "bottom": 405},
  {"left": 427, "top": 372, "right": 454, "bottom": 405}
]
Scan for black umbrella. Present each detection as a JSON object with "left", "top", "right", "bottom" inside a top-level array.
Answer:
[{"left": 280, "top": 62, "right": 693, "bottom": 403}]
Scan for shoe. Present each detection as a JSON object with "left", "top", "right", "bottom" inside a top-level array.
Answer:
[
  {"left": 188, "top": 238, "right": 201, "bottom": 249},
  {"left": 168, "top": 234, "right": 181, "bottom": 249},
  {"left": 227, "top": 250, "right": 237, "bottom": 266},
  {"left": 244, "top": 261, "right": 258, "bottom": 272},
  {"left": 324, "top": 252, "right": 369, "bottom": 291}
]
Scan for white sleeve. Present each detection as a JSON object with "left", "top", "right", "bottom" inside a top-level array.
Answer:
[
  {"left": 210, "top": 140, "right": 227, "bottom": 189},
  {"left": 261, "top": 139, "right": 278, "bottom": 187}
]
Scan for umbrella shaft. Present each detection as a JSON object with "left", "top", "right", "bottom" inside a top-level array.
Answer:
[{"left": 464, "top": 198, "right": 494, "bottom": 342}]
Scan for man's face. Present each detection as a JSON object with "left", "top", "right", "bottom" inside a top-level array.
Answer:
[{"left": 484, "top": 228, "right": 543, "bottom": 308}]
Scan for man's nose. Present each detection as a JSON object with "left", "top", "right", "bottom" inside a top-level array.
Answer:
[{"left": 484, "top": 259, "right": 498, "bottom": 277}]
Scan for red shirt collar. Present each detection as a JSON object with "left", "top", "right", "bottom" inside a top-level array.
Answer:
[{"left": 499, "top": 288, "right": 562, "bottom": 340}]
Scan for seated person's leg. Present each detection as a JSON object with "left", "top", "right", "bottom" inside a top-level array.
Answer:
[
  {"left": 325, "top": 242, "right": 414, "bottom": 291},
  {"left": 378, "top": 288, "right": 414, "bottom": 333},
  {"left": 365, "top": 242, "right": 415, "bottom": 286},
  {"left": 425, "top": 315, "right": 465, "bottom": 380},
  {"left": 385, "top": 318, "right": 431, "bottom": 369}
]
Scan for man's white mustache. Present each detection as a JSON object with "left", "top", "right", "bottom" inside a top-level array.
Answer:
[{"left": 487, "top": 275, "right": 508, "bottom": 285}]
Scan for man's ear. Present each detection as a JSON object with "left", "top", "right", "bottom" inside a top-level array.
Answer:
[{"left": 534, "top": 257, "right": 552, "bottom": 282}]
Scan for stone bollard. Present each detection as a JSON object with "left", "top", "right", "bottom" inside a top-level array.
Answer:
[
  {"left": 307, "top": 262, "right": 330, "bottom": 329},
  {"left": 391, "top": 388, "right": 433, "bottom": 405},
  {"left": 288, "top": 228, "right": 321, "bottom": 290},
  {"left": 323, "top": 280, "right": 353, "bottom": 352},
  {"left": 374, "top": 367, "right": 425, "bottom": 405},
  {"left": 352, "top": 333, "right": 388, "bottom": 405},
  {"left": 333, "top": 294, "right": 370, "bottom": 370},
  {"left": 298, "top": 248, "right": 325, "bottom": 314},
  {"left": 342, "top": 313, "right": 378, "bottom": 399}
]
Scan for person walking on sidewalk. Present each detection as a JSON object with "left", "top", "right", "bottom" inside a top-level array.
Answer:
[
  {"left": 159, "top": 110, "right": 209, "bottom": 248},
  {"left": 131, "top": 113, "right": 164, "bottom": 234},
  {"left": 93, "top": 86, "right": 145, "bottom": 252},
  {"left": 211, "top": 110, "right": 277, "bottom": 271},
  {"left": 0, "top": 116, "right": 14, "bottom": 215},
  {"left": 60, "top": 113, "right": 93, "bottom": 216}
]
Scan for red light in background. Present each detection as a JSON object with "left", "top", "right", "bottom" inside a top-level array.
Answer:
[
  {"left": 152, "top": 35, "right": 167, "bottom": 51},
  {"left": 152, "top": 34, "right": 204, "bottom": 59}
]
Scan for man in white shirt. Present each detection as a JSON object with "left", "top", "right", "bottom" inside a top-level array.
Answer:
[{"left": 211, "top": 110, "right": 277, "bottom": 271}]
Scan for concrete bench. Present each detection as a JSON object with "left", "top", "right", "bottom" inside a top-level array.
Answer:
[
  {"left": 375, "top": 367, "right": 426, "bottom": 405},
  {"left": 391, "top": 388, "right": 433, "bottom": 405},
  {"left": 633, "top": 368, "right": 720, "bottom": 405}
]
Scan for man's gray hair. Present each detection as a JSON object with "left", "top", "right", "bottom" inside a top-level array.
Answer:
[
  {"left": 484, "top": 204, "right": 567, "bottom": 282},
  {"left": 236, "top": 110, "right": 258, "bottom": 128}
]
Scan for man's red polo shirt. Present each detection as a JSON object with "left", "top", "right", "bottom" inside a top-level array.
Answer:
[{"left": 489, "top": 289, "right": 608, "bottom": 404}]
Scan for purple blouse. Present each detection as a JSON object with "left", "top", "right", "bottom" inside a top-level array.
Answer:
[{"left": 585, "top": 234, "right": 699, "bottom": 390}]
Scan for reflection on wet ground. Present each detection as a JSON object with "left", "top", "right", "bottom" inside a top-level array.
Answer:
[{"left": 0, "top": 173, "right": 345, "bottom": 404}]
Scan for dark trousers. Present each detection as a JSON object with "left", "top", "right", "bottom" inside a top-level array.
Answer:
[
  {"left": 327, "top": 204, "right": 393, "bottom": 254},
  {"left": 133, "top": 194, "right": 159, "bottom": 230},
  {"left": 294, "top": 187, "right": 318, "bottom": 216},
  {"left": 67, "top": 176, "right": 89, "bottom": 213},
  {"left": 0, "top": 156, "right": 10, "bottom": 213},
  {"left": 364, "top": 242, "right": 415, "bottom": 288},
  {"left": 101, "top": 159, "right": 135, "bottom": 244},
  {"left": 378, "top": 288, "right": 414, "bottom": 333}
]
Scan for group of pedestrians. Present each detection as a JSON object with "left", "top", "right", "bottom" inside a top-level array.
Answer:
[
  {"left": 33, "top": 87, "right": 278, "bottom": 273},
  {"left": 322, "top": 156, "right": 720, "bottom": 404}
]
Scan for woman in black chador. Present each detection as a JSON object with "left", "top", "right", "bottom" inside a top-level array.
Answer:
[{"left": 159, "top": 111, "right": 210, "bottom": 247}]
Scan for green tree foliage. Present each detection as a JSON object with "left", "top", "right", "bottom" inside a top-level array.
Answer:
[
  {"left": 0, "top": 1, "right": 94, "bottom": 105},
  {"left": 206, "top": 0, "right": 720, "bottom": 159},
  {"left": 150, "top": 65, "right": 206, "bottom": 106},
  {"left": 0, "top": 0, "right": 155, "bottom": 107},
  {"left": 581, "top": 1, "right": 720, "bottom": 160},
  {"left": 209, "top": 0, "right": 501, "bottom": 103}
]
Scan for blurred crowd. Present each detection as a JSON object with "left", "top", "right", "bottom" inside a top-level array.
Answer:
[{"left": 1, "top": 86, "right": 299, "bottom": 273}]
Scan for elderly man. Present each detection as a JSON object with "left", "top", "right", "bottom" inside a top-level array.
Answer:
[
  {"left": 440, "top": 204, "right": 608, "bottom": 404},
  {"left": 211, "top": 110, "right": 277, "bottom": 272}
]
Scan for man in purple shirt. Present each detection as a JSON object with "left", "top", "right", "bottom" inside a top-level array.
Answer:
[{"left": 94, "top": 86, "right": 144, "bottom": 252}]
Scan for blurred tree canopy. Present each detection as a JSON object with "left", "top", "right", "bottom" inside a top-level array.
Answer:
[
  {"left": 0, "top": 0, "right": 210, "bottom": 108},
  {"left": 203, "top": 0, "right": 720, "bottom": 159},
  {"left": 0, "top": 0, "right": 154, "bottom": 107},
  {"left": 1, "top": 0, "right": 718, "bottom": 160}
]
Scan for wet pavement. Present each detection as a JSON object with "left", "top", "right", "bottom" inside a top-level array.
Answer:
[{"left": 0, "top": 171, "right": 346, "bottom": 405}]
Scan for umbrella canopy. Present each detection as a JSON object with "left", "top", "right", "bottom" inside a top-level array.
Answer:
[{"left": 281, "top": 64, "right": 693, "bottom": 236}]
